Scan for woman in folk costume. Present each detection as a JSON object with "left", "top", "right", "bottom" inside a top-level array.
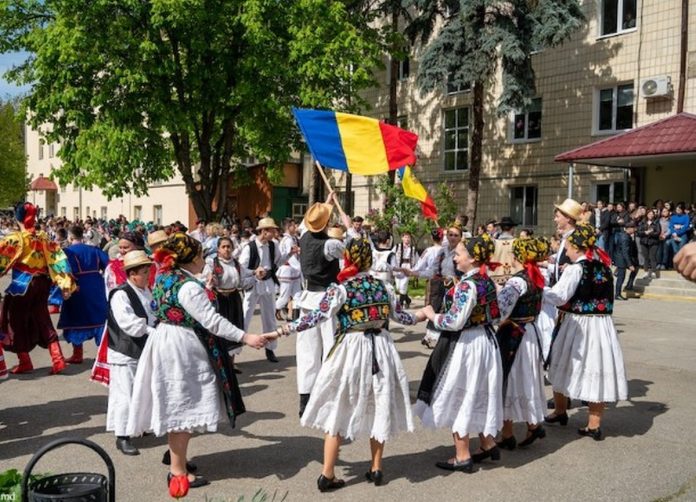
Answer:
[
  {"left": 202, "top": 236, "right": 254, "bottom": 372},
  {"left": 103, "top": 231, "right": 150, "bottom": 294},
  {"left": 414, "top": 233, "right": 503, "bottom": 473},
  {"left": 126, "top": 233, "right": 268, "bottom": 496},
  {"left": 544, "top": 223, "right": 628, "bottom": 440},
  {"left": 58, "top": 225, "right": 110, "bottom": 364},
  {"left": 270, "top": 237, "right": 424, "bottom": 492},
  {"left": 495, "top": 237, "right": 550, "bottom": 450},
  {"left": 0, "top": 203, "right": 75, "bottom": 376}
]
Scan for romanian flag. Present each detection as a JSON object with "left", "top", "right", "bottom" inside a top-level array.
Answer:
[
  {"left": 292, "top": 108, "right": 418, "bottom": 175},
  {"left": 398, "top": 166, "right": 438, "bottom": 221}
]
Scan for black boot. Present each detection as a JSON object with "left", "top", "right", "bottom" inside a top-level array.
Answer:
[
  {"left": 265, "top": 348, "right": 279, "bottom": 363},
  {"left": 299, "top": 393, "right": 311, "bottom": 418},
  {"left": 116, "top": 436, "right": 139, "bottom": 456}
]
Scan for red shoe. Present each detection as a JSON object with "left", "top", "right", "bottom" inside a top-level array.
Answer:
[
  {"left": 48, "top": 342, "right": 66, "bottom": 375},
  {"left": 65, "top": 345, "right": 84, "bottom": 364},
  {"left": 10, "top": 352, "right": 33, "bottom": 374},
  {"left": 48, "top": 305, "right": 60, "bottom": 314}
]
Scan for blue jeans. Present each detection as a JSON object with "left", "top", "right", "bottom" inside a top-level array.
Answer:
[{"left": 668, "top": 236, "right": 687, "bottom": 258}]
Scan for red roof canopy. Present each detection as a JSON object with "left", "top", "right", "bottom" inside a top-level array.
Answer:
[
  {"left": 555, "top": 112, "right": 696, "bottom": 167},
  {"left": 29, "top": 175, "right": 58, "bottom": 191}
]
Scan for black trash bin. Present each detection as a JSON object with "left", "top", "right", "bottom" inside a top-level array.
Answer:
[{"left": 22, "top": 438, "right": 115, "bottom": 502}]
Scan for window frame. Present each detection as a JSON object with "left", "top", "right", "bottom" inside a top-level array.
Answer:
[
  {"left": 509, "top": 97, "right": 543, "bottom": 143},
  {"left": 442, "top": 107, "right": 470, "bottom": 172},
  {"left": 598, "top": 0, "right": 638, "bottom": 39},
  {"left": 446, "top": 70, "right": 471, "bottom": 95},
  {"left": 594, "top": 83, "right": 634, "bottom": 135},
  {"left": 153, "top": 205, "right": 163, "bottom": 225},
  {"left": 509, "top": 185, "right": 539, "bottom": 227},
  {"left": 592, "top": 181, "right": 626, "bottom": 203}
]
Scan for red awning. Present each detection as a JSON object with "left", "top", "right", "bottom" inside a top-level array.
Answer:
[
  {"left": 555, "top": 112, "right": 696, "bottom": 167},
  {"left": 29, "top": 175, "right": 58, "bottom": 191}
]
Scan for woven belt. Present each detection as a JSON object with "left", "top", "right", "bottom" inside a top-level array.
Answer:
[{"left": 216, "top": 288, "right": 238, "bottom": 295}]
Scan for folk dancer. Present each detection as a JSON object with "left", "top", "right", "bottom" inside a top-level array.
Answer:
[
  {"left": 489, "top": 216, "right": 517, "bottom": 286},
  {"left": 275, "top": 218, "right": 303, "bottom": 321},
  {"left": 269, "top": 238, "right": 424, "bottom": 491},
  {"left": 296, "top": 197, "right": 344, "bottom": 417},
  {"left": 371, "top": 230, "right": 396, "bottom": 286},
  {"left": 414, "top": 233, "right": 503, "bottom": 472},
  {"left": 393, "top": 231, "right": 419, "bottom": 307},
  {"left": 495, "top": 237, "right": 550, "bottom": 450},
  {"left": 544, "top": 223, "right": 627, "bottom": 441},
  {"left": 0, "top": 203, "right": 75, "bottom": 375},
  {"left": 58, "top": 225, "right": 110, "bottom": 364},
  {"left": 107, "top": 250, "right": 157, "bottom": 456}
]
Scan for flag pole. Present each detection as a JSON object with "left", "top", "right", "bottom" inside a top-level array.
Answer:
[{"left": 314, "top": 160, "right": 348, "bottom": 220}]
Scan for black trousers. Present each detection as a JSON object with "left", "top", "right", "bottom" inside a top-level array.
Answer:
[
  {"left": 639, "top": 243, "right": 658, "bottom": 271},
  {"left": 615, "top": 267, "right": 638, "bottom": 295}
]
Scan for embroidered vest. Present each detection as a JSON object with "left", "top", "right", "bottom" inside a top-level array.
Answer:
[
  {"left": 107, "top": 283, "right": 149, "bottom": 359},
  {"left": 153, "top": 270, "right": 216, "bottom": 328},
  {"left": 559, "top": 260, "right": 614, "bottom": 315},
  {"left": 335, "top": 275, "right": 391, "bottom": 335},
  {"left": 247, "top": 240, "right": 279, "bottom": 285},
  {"left": 300, "top": 231, "right": 340, "bottom": 289},
  {"left": 442, "top": 272, "right": 501, "bottom": 328},
  {"left": 509, "top": 270, "right": 543, "bottom": 320}
]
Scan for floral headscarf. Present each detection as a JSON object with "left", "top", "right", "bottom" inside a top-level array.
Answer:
[
  {"left": 154, "top": 232, "right": 202, "bottom": 271},
  {"left": 120, "top": 231, "right": 145, "bottom": 250},
  {"left": 513, "top": 237, "right": 549, "bottom": 288},
  {"left": 337, "top": 237, "right": 373, "bottom": 282},
  {"left": 567, "top": 223, "right": 610, "bottom": 266},
  {"left": 465, "top": 232, "right": 496, "bottom": 264}
]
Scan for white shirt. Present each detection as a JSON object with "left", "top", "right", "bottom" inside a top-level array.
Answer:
[
  {"left": 544, "top": 257, "right": 585, "bottom": 306},
  {"left": 371, "top": 247, "right": 396, "bottom": 283},
  {"left": 411, "top": 244, "right": 443, "bottom": 279},
  {"left": 278, "top": 233, "right": 301, "bottom": 278},
  {"left": 107, "top": 280, "right": 156, "bottom": 365},
  {"left": 238, "top": 239, "right": 290, "bottom": 294},
  {"left": 203, "top": 256, "right": 254, "bottom": 290}
]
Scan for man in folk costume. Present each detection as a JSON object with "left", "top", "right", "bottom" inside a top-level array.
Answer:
[
  {"left": 371, "top": 230, "right": 397, "bottom": 286},
  {"left": 393, "top": 231, "right": 419, "bottom": 308},
  {"left": 489, "top": 216, "right": 518, "bottom": 286},
  {"left": 239, "top": 217, "right": 297, "bottom": 363},
  {"left": 0, "top": 203, "right": 75, "bottom": 375},
  {"left": 296, "top": 196, "right": 344, "bottom": 417},
  {"left": 58, "top": 225, "right": 110, "bottom": 364},
  {"left": 107, "top": 250, "right": 157, "bottom": 456},
  {"left": 547, "top": 199, "right": 581, "bottom": 285},
  {"left": 275, "top": 218, "right": 303, "bottom": 321}
]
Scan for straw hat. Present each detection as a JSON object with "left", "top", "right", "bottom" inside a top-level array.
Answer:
[
  {"left": 304, "top": 203, "right": 333, "bottom": 233},
  {"left": 147, "top": 230, "right": 168, "bottom": 247},
  {"left": 123, "top": 250, "right": 153, "bottom": 271},
  {"left": 256, "top": 217, "right": 279, "bottom": 231},
  {"left": 554, "top": 198, "right": 583, "bottom": 221},
  {"left": 327, "top": 226, "right": 345, "bottom": 239}
]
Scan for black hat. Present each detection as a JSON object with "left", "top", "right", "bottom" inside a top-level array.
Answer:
[{"left": 498, "top": 216, "right": 518, "bottom": 227}]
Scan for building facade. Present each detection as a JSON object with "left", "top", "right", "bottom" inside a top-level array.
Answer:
[{"left": 335, "top": 0, "right": 696, "bottom": 234}]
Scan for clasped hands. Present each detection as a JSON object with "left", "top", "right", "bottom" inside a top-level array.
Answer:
[{"left": 414, "top": 305, "right": 436, "bottom": 323}]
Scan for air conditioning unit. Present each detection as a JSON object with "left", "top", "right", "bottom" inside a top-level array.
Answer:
[{"left": 640, "top": 76, "right": 672, "bottom": 98}]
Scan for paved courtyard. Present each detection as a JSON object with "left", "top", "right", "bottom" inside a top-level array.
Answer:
[{"left": 1, "top": 295, "right": 695, "bottom": 501}]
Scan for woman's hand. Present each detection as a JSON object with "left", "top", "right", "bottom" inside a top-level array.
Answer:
[
  {"left": 242, "top": 333, "right": 267, "bottom": 349},
  {"left": 418, "top": 305, "right": 436, "bottom": 321}
]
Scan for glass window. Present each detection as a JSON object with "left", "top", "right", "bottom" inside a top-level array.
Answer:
[
  {"left": 398, "top": 57, "right": 410, "bottom": 80},
  {"left": 594, "top": 182, "right": 625, "bottom": 203},
  {"left": 133, "top": 206, "right": 142, "bottom": 220},
  {"left": 61, "top": 207, "right": 66, "bottom": 217},
  {"left": 597, "top": 84, "right": 633, "bottom": 132},
  {"left": 446, "top": 71, "right": 471, "bottom": 95},
  {"left": 443, "top": 108, "right": 469, "bottom": 171},
  {"left": 101, "top": 206, "right": 108, "bottom": 218},
  {"left": 512, "top": 98, "right": 542, "bottom": 141},
  {"left": 49, "top": 144, "right": 55, "bottom": 158},
  {"left": 38, "top": 143, "right": 44, "bottom": 160},
  {"left": 510, "top": 186, "right": 538, "bottom": 226},
  {"left": 600, "top": 0, "right": 636, "bottom": 36}
]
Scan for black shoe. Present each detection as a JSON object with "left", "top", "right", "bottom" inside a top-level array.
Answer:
[
  {"left": 265, "top": 348, "right": 279, "bottom": 363},
  {"left": 167, "top": 472, "right": 210, "bottom": 488},
  {"left": 518, "top": 426, "right": 546, "bottom": 447},
  {"left": 615, "top": 294, "right": 627, "bottom": 301},
  {"left": 365, "top": 470, "right": 384, "bottom": 486},
  {"left": 471, "top": 445, "right": 500, "bottom": 463},
  {"left": 625, "top": 285, "right": 634, "bottom": 291},
  {"left": 544, "top": 412, "right": 569, "bottom": 426},
  {"left": 435, "top": 458, "right": 474, "bottom": 472},
  {"left": 162, "top": 450, "right": 198, "bottom": 473},
  {"left": 299, "top": 393, "right": 310, "bottom": 418},
  {"left": 116, "top": 437, "right": 140, "bottom": 456},
  {"left": 317, "top": 474, "right": 345, "bottom": 492},
  {"left": 496, "top": 435, "right": 517, "bottom": 451},
  {"left": 578, "top": 427, "right": 603, "bottom": 441},
  {"left": 233, "top": 366, "right": 242, "bottom": 374}
]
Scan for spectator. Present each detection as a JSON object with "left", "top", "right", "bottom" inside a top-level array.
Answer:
[
  {"left": 657, "top": 207, "right": 672, "bottom": 270},
  {"left": 637, "top": 209, "right": 660, "bottom": 278},
  {"left": 667, "top": 203, "right": 690, "bottom": 258},
  {"left": 614, "top": 221, "right": 639, "bottom": 300}
]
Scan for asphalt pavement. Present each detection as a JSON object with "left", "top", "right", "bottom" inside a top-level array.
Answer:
[{"left": 1, "top": 293, "right": 695, "bottom": 502}]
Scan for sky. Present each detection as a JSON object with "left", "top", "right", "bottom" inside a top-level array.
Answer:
[{"left": 0, "top": 51, "right": 31, "bottom": 99}]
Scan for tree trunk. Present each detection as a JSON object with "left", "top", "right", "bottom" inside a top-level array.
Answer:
[
  {"left": 386, "top": 7, "right": 400, "bottom": 189},
  {"left": 345, "top": 172, "right": 353, "bottom": 215},
  {"left": 466, "top": 81, "right": 485, "bottom": 226}
]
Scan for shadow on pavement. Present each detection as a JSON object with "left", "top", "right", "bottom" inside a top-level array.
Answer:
[{"left": 0, "top": 426, "right": 106, "bottom": 461}]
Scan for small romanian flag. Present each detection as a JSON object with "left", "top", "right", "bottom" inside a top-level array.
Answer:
[
  {"left": 398, "top": 166, "right": 438, "bottom": 221},
  {"left": 292, "top": 108, "right": 418, "bottom": 175}
]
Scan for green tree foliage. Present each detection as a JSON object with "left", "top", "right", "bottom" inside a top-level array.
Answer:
[
  {"left": 0, "top": 100, "right": 27, "bottom": 206},
  {"left": 0, "top": 0, "right": 383, "bottom": 220},
  {"left": 409, "top": 0, "right": 584, "bottom": 224}
]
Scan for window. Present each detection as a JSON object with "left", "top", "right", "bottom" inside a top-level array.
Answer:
[
  {"left": 133, "top": 206, "right": 142, "bottom": 220},
  {"left": 73, "top": 207, "right": 79, "bottom": 220},
  {"left": 397, "top": 115, "right": 408, "bottom": 130},
  {"left": 101, "top": 206, "right": 107, "bottom": 218},
  {"left": 593, "top": 182, "right": 625, "bottom": 203},
  {"left": 49, "top": 144, "right": 55, "bottom": 158},
  {"left": 511, "top": 98, "right": 542, "bottom": 141},
  {"left": 510, "top": 186, "right": 538, "bottom": 226},
  {"left": 61, "top": 207, "right": 66, "bottom": 217},
  {"left": 153, "top": 205, "right": 163, "bottom": 225},
  {"left": 597, "top": 84, "right": 633, "bottom": 132},
  {"left": 600, "top": 0, "right": 636, "bottom": 37},
  {"left": 443, "top": 107, "right": 469, "bottom": 171},
  {"left": 397, "top": 57, "right": 409, "bottom": 80},
  {"left": 446, "top": 71, "right": 471, "bottom": 95},
  {"left": 292, "top": 203, "right": 308, "bottom": 220},
  {"left": 60, "top": 184, "right": 66, "bottom": 193},
  {"left": 38, "top": 143, "right": 44, "bottom": 160},
  {"left": 85, "top": 206, "right": 90, "bottom": 219}
]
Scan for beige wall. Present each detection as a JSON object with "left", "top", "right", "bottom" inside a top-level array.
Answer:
[{"left": 342, "top": 0, "right": 696, "bottom": 235}]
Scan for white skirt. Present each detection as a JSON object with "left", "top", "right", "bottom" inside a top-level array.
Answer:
[
  {"left": 126, "top": 323, "right": 224, "bottom": 437},
  {"left": 414, "top": 326, "right": 503, "bottom": 438},
  {"left": 536, "top": 300, "right": 557, "bottom": 361},
  {"left": 301, "top": 329, "right": 414, "bottom": 443},
  {"left": 548, "top": 313, "right": 628, "bottom": 403},
  {"left": 503, "top": 324, "right": 546, "bottom": 424},
  {"left": 106, "top": 356, "right": 138, "bottom": 437}
]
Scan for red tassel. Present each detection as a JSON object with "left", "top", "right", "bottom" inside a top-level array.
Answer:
[
  {"left": 337, "top": 257, "right": 359, "bottom": 282},
  {"left": 524, "top": 262, "right": 546, "bottom": 289},
  {"left": 595, "top": 247, "right": 612, "bottom": 267}
]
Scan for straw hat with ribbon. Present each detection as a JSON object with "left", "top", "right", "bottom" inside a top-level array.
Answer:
[
  {"left": 554, "top": 198, "right": 583, "bottom": 222},
  {"left": 123, "top": 250, "right": 153, "bottom": 271},
  {"left": 147, "top": 230, "right": 168, "bottom": 248},
  {"left": 256, "top": 217, "right": 279, "bottom": 231},
  {"left": 304, "top": 203, "right": 333, "bottom": 233}
]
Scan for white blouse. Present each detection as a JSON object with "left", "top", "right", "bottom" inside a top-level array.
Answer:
[{"left": 543, "top": 257, "right": 585, "bottom": 307}]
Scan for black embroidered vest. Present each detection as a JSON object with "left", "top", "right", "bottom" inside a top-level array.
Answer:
[
  {"left": 107, "top": 283, "right": 150, "bottom": 359},
  {"left": 442, "top": 272, "right": 501, "bottom": 328},
  {"left": 559, "top": 260, "right": 614, "bottom": 315},
  {"left": 509, "top": 270, "right": 543, "bottom": 320},
  {"left": 300, "top": 231, "right": 340, "bottom": 290},
  {"left": 335, "top": 275, "right": 391, "bottom": 334}
]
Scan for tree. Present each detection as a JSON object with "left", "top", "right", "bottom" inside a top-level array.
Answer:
[
  {"left": 408, "top": 0, "right": 584, "bottom": 224},
  {"left": 0, "top": 100, "right": 27, "bottom": 206},
  {"left": 0, "top": 0, "right": 383, "bottom": 221}
]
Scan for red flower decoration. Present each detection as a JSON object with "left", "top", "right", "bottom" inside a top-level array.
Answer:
[
  {"left": 597, "top": 303, "right": 605, "bottom": 311},
  {"left": 168, "top": 474, "right": 189, "bottom": 499},
  {"left": 368, "top": 306, "right": 379, "bottom": 320},
  {"left": 166, "top": 308, "right": 185, "bottom": 323}
]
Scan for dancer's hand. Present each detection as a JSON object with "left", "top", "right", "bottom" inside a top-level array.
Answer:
[
  {"left": 418, "top": 305, "right": 435, "bottom": 321},
  {"left": 414, "top": 310, "right": 427, "bottom": 323},
  {"left": 675, "top": 242, "right": 696, "bottom": 282},
  {"left": 242, "top": 333, "right": 267, "bottom": 349}
]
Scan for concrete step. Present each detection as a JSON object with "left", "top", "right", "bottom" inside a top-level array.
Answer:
[{"left": 641, "top": 285, "right": 696, "bottom": 298}]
